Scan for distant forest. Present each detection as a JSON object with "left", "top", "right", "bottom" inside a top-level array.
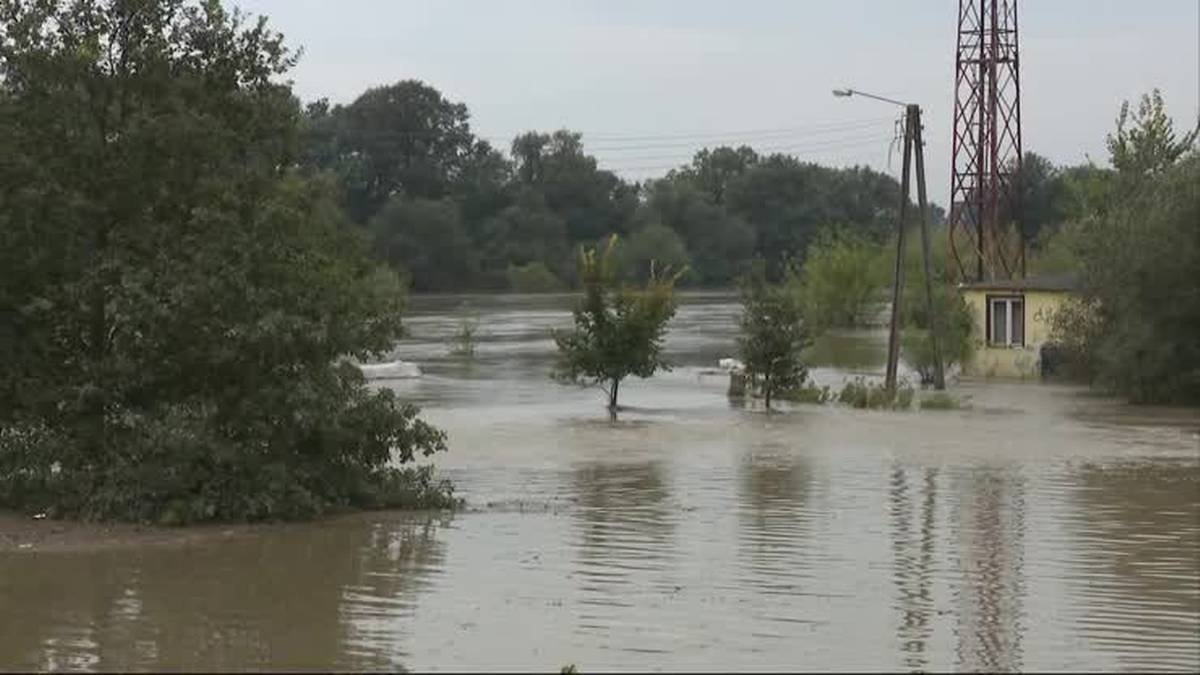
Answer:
[{"left": 298, "top": 80, "right": 946, "bottom": 291}]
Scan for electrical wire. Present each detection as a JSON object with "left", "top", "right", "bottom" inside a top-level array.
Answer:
[{"left": 597, "top": 135, "right": 897, "bottom": 174}]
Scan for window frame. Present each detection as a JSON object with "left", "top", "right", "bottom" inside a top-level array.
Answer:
[{"left": 986, "top": 294, "right": 1025, "bottom": 348}]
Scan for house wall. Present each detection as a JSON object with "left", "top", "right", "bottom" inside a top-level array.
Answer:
[{"left": 961, "top": 289, "right": 1071, "bottom": 378}]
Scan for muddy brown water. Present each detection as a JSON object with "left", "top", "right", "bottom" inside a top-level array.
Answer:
[{"left": 1, "top": 292, "right": 1197, "bottom": 672}]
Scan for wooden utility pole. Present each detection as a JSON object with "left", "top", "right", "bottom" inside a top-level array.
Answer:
[
  {"left": 884, "top": 113, "right": 912, "bottom": 391},
  {"left": 884, "top": 104, "right": 945, "bottom": 391},
  {"left": 912, "top": 105, "right": 946, "bottom": 390}
]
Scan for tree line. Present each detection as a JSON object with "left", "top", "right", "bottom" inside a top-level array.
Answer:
[{"left": 298, "top": 80, "right": 934, "bottom": 291}]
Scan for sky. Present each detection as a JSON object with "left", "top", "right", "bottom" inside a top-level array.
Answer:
[{"left": 237, "top": 0, "right": 1199, "bottom": 205}]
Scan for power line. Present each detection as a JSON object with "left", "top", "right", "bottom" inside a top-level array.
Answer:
[
  {"left": 575, "top": 116, "right": 895, "bottom": 143},
  {"left": 596, "top": 135, "right": 896, "bottom": 172},
  {"left": 591, "top": 133, "right": 894, "bottom": 163},
  {"left": 577, "top": 118, "right": 893, "bottom": 151}
]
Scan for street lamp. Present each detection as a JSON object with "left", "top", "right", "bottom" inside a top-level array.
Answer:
[
  {"left": 833, "top": 87, "right": 946, "bottom": 391},
  {"left": 831, "top": 88, "right": 908, "bottom": 108}
]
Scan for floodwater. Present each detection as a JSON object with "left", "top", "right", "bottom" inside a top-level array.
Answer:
[{"left": 2, "top": 292, "right": 1198, "bottom": 672}]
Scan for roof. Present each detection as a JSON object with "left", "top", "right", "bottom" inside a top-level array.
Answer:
[{"left": 957, "top": 273, "right": 1080, "bottom": 293}]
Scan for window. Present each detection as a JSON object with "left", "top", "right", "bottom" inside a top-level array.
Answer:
[{"left": 988, "top": 296, "right": 1024, "bottom": 347}]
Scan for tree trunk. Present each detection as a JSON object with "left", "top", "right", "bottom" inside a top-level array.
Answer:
[
  {"left": 609, "top": 378, "right": 620, "bottom": 411},
  {"left": 764, "top": 374, "right": 772, "bottom": 411}
]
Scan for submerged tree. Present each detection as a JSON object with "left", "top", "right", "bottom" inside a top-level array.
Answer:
[
  {"left": 792, "top": 227, "right": 889, "bottom": 333},
  {"left": 553, "top": 235, "right": 682, "bottom": 412},
  {"left": 0, "top": 0, "right": 449, "bottom": 522},
  {"left": 738, "top": 274, "right": 812, "bottom": 410}
]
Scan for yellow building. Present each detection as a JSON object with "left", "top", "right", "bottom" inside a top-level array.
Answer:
[{"left": 957, "top": 274, "right": 1079, "bottom": 379}]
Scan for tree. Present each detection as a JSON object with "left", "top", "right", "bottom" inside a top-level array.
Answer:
[
  {"left": 792, "top": 227, "right": 889, "bottom": 332},
  {"left": 617, "top": 224, "right": 692, "bottom": 284},
  {"left": 511, "top": 130, "right": 638, "bottom": 244},
  {"left": 737, "top": 273, "right": 811, "bottom": 410},
  {"left": 0, "top": 0, "right": 448, "bottom": 522},
  {"left": 639, "top": 178, "right": 755, "bottom": 285},
  {"left": 1107, "top": 89, "right": 1198, "bottom": 179},
  {"left": 553, "top": 236, "right": 681, "bottom": 412},
  {"left": 669, "top": 145, "right": 760, "bottom": 206},
  {"left": 369, "top": 197, "right": 479, "bottom": 291},
  {"left": 901, "top": 285, "right": 974, "bottom": 386},
  {"left": 1057, "top": 153, "right": 1200, "bottom": 403},
  {"left": 1015, "top": 152, "right": 1065, "bottom": 241},
  {"left": 725, "top": 155, "right": 903, "bottom": 279},
  {"left": 1050, "top": 91, "right": 1200, "bottom": 403},
  {"left": 477, "top": 188, "right": 570, "bottom": 286},
  {"left": 308, "top": 80, "right": 480, "bottom": 222}
]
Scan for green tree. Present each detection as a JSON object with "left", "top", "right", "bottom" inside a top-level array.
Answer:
[
  {"left": 307, "top": 80, "right": 480, "bottom": 222},
  {"left": 1051, "top": 91, "right": 1199, "bottom": 403},
  {"left": 639, "top": 178, "right": 755, "bottom": 285},
  {"left": 737, "top": 274, "right": 811, "bottom": 410},
  {"left": 1057, "top": 154, "right": 1199, "bottom": 402},
  {"left": 617, "top": 223, "right": 692, "bottom": 284},
  {"left": 1015, "top": 152, "right": 1065, "bottom": 241},
  {"left": 726, "top": 155, "right": 902, "bottom": 279},
  {"left": 792, "top": 227, "right": 889, "bottom": 332},
  {"left": 506, "top": 262, "right": 564, "bottom": 293},
  {"left": 901, "top": 284, "right": 974, "bottom": 386},
  {"left": 0, "top": 0, "right": 448, "bottom": 522},
  {"left": 669, "top": 145, "right": 760, "bottom": 206},
  {"left": 511, "top": 130, "right": 638, "bottom": 244},
  {"left": 477, "top": 188, "right": 570, "bottom": 286},
  {"left": 370, "top": 197, "right": 479, "bottom": 291},
  {"left": 1107, "top": 89, "right": 1199, "bottom": 179},
  {"left": 553, "top": 236, "right": 681, "bottom": 411}
]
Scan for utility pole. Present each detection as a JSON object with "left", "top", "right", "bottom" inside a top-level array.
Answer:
[
  {"left": 833, "top": 89, "right": 946, "bottom": 390},
  {"left": 911, "top": 105, "right": 946, "bottom": 390}
]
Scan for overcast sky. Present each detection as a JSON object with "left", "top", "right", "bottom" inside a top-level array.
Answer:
[{"left": 237, "top": 0, "right": 1199, "bottom": 204}]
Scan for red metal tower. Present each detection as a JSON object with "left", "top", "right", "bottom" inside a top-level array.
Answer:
[{"left": 949, "top": 0, "right": 1024, "bottom": 281}]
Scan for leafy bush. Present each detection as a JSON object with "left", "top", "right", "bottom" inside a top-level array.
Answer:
[
  {"left": 792, "top": 227, "right": 889, "bottom": 333},
  {"left": 449, "top": 315, "right": 482, "bottom": 357},
  {"left": 617, "top": 223, "right": 693, "bottom": 284},
  {"left": 900, "top": 284, "right": 975, "bottom": 386},
  {"left": 836, "top": 377, "right": 914, "bottom": 410},
  {"left": 738, "top": 273, "right": 812, "bottom": 409},
  {"left": 920, "top": 392, "right": 967, "bottom": 410},
  {"left": 776, "top": 380, "right": 831, "bottom": 404},
  {"left": 506, "top": 261, "right": 565, "bottom": 293}
]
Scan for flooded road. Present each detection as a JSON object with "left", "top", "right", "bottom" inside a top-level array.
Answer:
[{"left": 2, "top": 292, "right": 1198, "bottom": 672}]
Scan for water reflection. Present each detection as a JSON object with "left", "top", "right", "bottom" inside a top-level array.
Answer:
[
  {"left": 951, "top": 468, "right": 1026, "bottom": 672},
  {"left": 737, "top": 447, "right": 815, "bottom": 598},
  {"left": 571, "top": 462, "right": 677, "bottom": 621},
  {"left": 889, "top": 465, "right": 938, "bottom": 672},
  {"left": 1071, "top": 461, "right": 1200, "bottom": 671},
  {"left": 0, "top": 515, "right": 447, "bottom": 671}
]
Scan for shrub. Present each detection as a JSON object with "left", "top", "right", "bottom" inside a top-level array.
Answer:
[
  {"left": 792, "top": 227, "right": 889, "bottom": 333},
  {"left": 506, "top": 261, "right": 565, "bottom": 293},
  {"left": 776, "top": 380, "right": 831, "bottom": 404},
  {"left": 449, "top": 315, "right": 482, "bottom": 357},
  {"left": 920, "top": 392, "right": 967, "bottom": 410},
  {"left": 738, "top": 273, "right": 812, "bottom": 409},
  {"left": 837, "top": 377, "right": 914, "bottom": 410}
]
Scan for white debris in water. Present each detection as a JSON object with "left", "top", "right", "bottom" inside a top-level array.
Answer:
[
  {"left": 718, "top": 357, "right": 745, "bottom": 373},
  {"left": 357, "top": 360, "right": 422, "bottom": 379}
]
